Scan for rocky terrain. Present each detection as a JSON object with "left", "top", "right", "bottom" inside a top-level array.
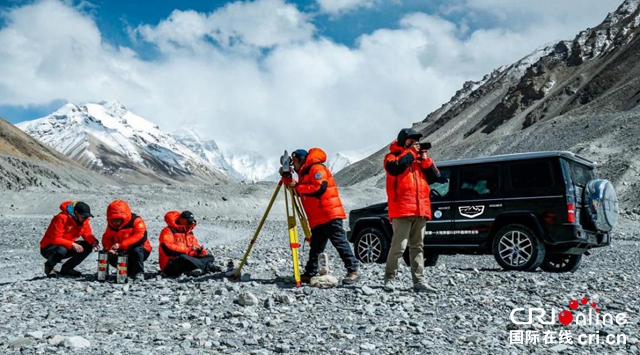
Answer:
[{"left": 0, "top": 184, "right": 638, "bottom": 354}]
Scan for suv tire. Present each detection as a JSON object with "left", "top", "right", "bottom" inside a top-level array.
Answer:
[
  {"left": 403, "top": 247, "right": 439, "bottom": 267},
  {"left": 584, "top": 179, "right": 618, "bottom": 232},
  {"left": 540, "top": 254, "right": 582, "bottom": 273},
  {"left": 354, "top": 227, "right": 389, "bottom": 264},
  {"left": 492, "top": 224, "right": 545, "bottom": 271}
]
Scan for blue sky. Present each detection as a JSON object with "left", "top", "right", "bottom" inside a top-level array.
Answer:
[{"left": 0, "top": 0, "right": 623, "bottom": 156}]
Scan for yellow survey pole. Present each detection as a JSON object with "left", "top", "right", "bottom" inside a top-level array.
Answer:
[{"left": 285, "top": 186, "right": 302, "bottom": 287}]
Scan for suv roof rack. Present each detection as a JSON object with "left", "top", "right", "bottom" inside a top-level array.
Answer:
[{"left": 436, "top": 151, "right": 596, "bottom": 168}]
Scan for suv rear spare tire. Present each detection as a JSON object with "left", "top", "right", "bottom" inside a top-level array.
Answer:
[
  {"left": 492, "top": 224, "right": 545, "bottom": 271},
  {"left": 584, "top": 179, "right": 618, "bottom": 232}
]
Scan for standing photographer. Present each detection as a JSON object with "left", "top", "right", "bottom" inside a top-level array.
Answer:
[
  {"left": 285, "top": 148, "right": 360, "bottom": 285},
  {"left": 383, "top": 128, "right": 438, "bottom": 293}
]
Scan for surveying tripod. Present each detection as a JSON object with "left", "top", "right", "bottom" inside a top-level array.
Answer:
[{"left": 233, "top": 177, "right": 312, "bottom": 286}]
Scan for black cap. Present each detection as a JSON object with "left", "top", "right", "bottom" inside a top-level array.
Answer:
[
  {"left": 74, "top": 201, "right": 94, "bottom": 218},
  {"left": 180, "top": 211, "right": 196, "bottom": 224},
  {"left": 397, "top": 128, "right": 422, "bottom": 147}
]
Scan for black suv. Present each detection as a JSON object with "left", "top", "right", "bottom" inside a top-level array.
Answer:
[{"left": 347, "top": 151, "right": 618, "bottom": 272}]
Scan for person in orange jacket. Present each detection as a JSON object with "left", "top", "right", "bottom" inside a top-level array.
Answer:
[
  {"left": 40, "top": 201, "right": 99, "bottom": 277},
  {"left": 159, "top": 210, "right": 216, "bottom": 277},
  {"left": 102, "top": 200, "right": 152, "bottom": 281},
  {"left": 285, "top": 148, "right": 360, "bottom": 285},
  {"left": 383, "top": 128, "right": 437, "bottom": 293}
]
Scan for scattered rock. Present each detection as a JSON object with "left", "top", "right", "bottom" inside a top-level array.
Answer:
[
  {"left": 64, "top": 336, "right": 90, "bottom": 349},
  {"left": 310, "top": 275, "right": 339, "bottom": 288},
  {"left": 361, "top": 286, "right": 376, "bottom": 296},
  {"left": 238, "top": 292, "right": 259, "bottom": 306},
  {"left": 9, "top": 338, "right": 33, "bottom": 349}
]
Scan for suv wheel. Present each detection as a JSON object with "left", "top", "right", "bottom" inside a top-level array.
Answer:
[
  {"left": 492, "top": 224, "right": 545, "bottom": 271},
  {"left": 354, "top": 227, "right": 389, "bottom": 264},
  {"left": 540, "top": 254, "right": 582, "bottom": 273},
  {"left": 403, "top": 247, "right": 439, "bottom": 267}
]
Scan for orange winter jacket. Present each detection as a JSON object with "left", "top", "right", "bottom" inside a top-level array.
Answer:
[
  {"left": 384, "top": 141, "right": 434, "bottom": 220},
  {"left": 158, "top": 211, "right": 206, "bottom": 272},
  {"left": 101, "top": 200, "right": 152, "bottom": 253},
  {"left": 295, "top": 148, "right": 346, "bottom": 228},
  {"left": 40, "top": 201, "right": 97, "bottom": 250}
]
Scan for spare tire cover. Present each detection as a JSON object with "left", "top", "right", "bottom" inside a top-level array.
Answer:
[{"left": 584, "top": 179, "right": 619, "bottom": 232}]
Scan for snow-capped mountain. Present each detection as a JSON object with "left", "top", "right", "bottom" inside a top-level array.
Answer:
[
  {"left": 327, "top": 146, "right": 379, "bottom": 174},
  {"left": 171, "top": 129, "right": 246, "bottom": 181},
  {"left": 17, "top": 101, "right": 239, "bottom": 184},
  {"left": 224, "top": 152, "right": 281, "bottom": 182}
]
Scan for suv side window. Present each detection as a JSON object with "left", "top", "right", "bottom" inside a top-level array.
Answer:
[
  {"left": 458, "top": 165, "right": 500, "bottom": 199},
  {"left": 510, "top": 160, "right": 554, "bottom": 189},
  {"left": 430, "top": 168, "right": 451, "bottom": 201}
]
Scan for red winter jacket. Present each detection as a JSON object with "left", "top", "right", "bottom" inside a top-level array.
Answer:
[
  {"left": 158, "top": 211, "right": 206, "bottom": 272},
  {"left": 40, "top": 201, "right": 97, "bottom": 249},
  {"left": 102, "top": 200, "right": 152, "bottom": 253},
  {"left": 384, "top": 141, "right": 433, "bottom": 220},
  {"left": 295, "top": 148, "right": 346, "bottom": 228}
]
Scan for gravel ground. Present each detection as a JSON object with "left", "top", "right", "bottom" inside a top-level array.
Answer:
[{"left": 0, "top": 185, "right": 638, "bottom": 354}]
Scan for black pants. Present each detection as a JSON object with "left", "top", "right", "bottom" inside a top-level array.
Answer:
[
  {"left": 164, "top": 254, "right": 215, "bottom": 276},
  {"left": 107, "top": 245, "right": 150, "bottom": 276},
  {"left": 305, "top": 219, "right": 358, "bottom": 275},
  {"left": 41, "top": 240, "right": 93, "bottom": 270}
]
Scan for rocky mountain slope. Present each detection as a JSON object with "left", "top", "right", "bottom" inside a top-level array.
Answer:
[
  {"left": 0, "top": 115, "right": 111, "bottom": 191},
  {"left": 17, "top": 102, "right": 240, "bottom": 185},
  {"left": 336, "top": 0, "right": 640, "bottom": 210}
]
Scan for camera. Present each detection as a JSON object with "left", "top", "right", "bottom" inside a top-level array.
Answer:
[
  {"left": 419, "top": 142, "right": 432, "bottom": 151},
  {"left": 280, "top": 150, "right": 293, "bottom": 177}
]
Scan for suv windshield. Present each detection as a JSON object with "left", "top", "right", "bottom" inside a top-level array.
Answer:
[{"left": 567, "top": 161, "right": 594, "bottom": 186}]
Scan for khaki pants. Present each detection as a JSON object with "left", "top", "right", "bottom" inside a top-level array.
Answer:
[{"left": 384, "top": 216, "right": 425, "bottom": 284}]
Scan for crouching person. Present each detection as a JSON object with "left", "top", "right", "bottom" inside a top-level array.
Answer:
[
  {"left": 159, "top": 211, "right": 215, "bottom": 277},
  {"left": 40, "top": 201, "right": 99, "bottom": 277},
  {"left": 102, "top": 200, "right": 151, "bottom": 282}
]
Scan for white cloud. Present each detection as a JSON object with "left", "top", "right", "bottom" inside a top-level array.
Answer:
[
  {"left": 0, "top": 0, "right": 626, "bottom": 165},
  {"left": 316, "top": 0, "right": 376, "bottom": 15},
  {"left": 137, "top": 0, "right": 315, "bottom": 52}
]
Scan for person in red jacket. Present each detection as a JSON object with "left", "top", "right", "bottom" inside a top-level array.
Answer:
[
  {"left": 286, "top": 148, "right": 360, "bottom": 284},
  {"left": 159, "top": 210, "right": 216, "bottom": 277},
  {"left": 383, "top": 128, "right": 438, "bottom": 293},
  {"left": 102, "top": 200, "right": 151, "bottom": 281},
  {"left": 40, "top": 201, "right": 99, "bottom": 277}
]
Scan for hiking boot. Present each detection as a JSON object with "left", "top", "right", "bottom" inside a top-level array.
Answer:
[
  {"left": 133, "top": 273, "right": 145, "bottom": 282},
  {"left": 342, "top": 271, "right": 360, "bottom": 285},
  {"left": 205, "top": 261, "right": 222, "bottom": 273},
  {"left": 383, "top": 279, "right": 396, "bottom": 292},
  {"left": 189, "top": 268, "right": 203, "bottom": 277},
  {"left": 300, "top": 273, "right": 314, "bottom": 284},
  {"left": 44, "top": 263, "right": 57, "bottom": 278},
  {"left": 59, "top": 268, "right": 82, "bottom": 277},
  {"left": 413, "top": 281, "right": 437, "bottom": 293}
]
